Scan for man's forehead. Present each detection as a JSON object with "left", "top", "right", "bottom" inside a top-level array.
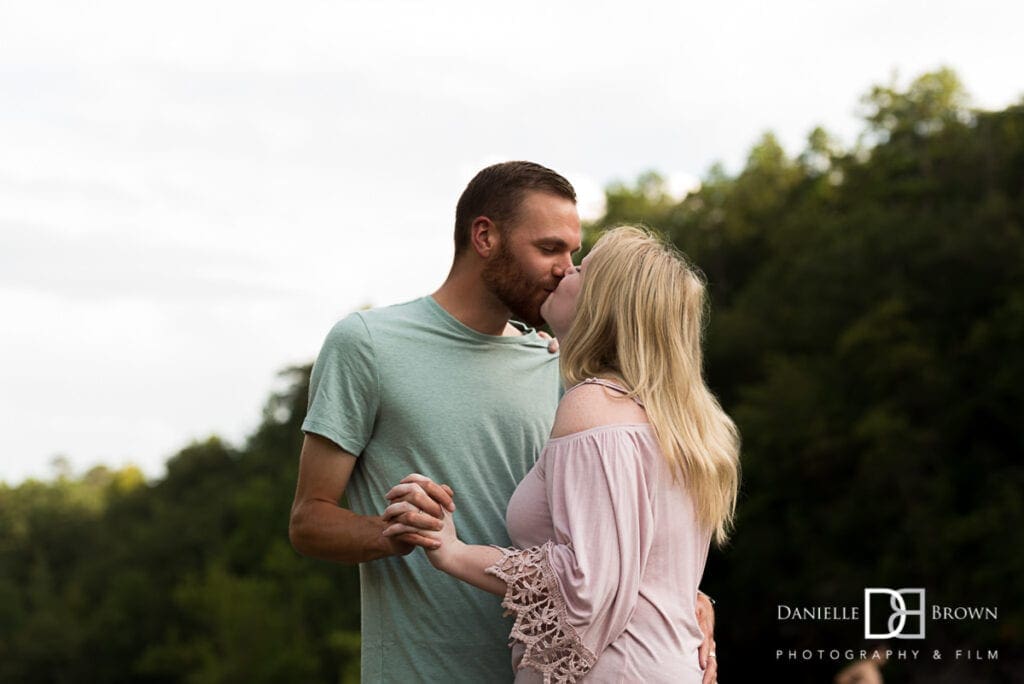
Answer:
[{"left": 519, "top": 191, "right": 579, "bottom": 217}]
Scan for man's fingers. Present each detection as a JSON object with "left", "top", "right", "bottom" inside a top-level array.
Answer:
[
  {"left": 388, "top": 479, "right": 456, "bottom": 513},
  {"left": 386, "top": 482, "right": 427, "bottom": 500},
  {"left": 399, "top": 474, "right": 456, "bottom": 511},
  {"left": 694, "top": 591, "right": 715, "bottom": 672},
  {"left": 383, "top": 522, "right": 428, "bottom": 537},
  {"left": 384, "top": 483, "right": 445, "bottom": 518},
  {"left": 393, "top": 530, "right": 441, "bottom": 549},
  {"left": 385, "top": 528, "right": 440, "bottom": 548},
  {"left": 382, "top": 500, "right": 417, "bottom": 522},
  {"left": 701, "top": 655, "right": 717, "bottom": 684},
  {"left": 382, "top": 503, "right": 444, "bottom": 531},
  {"left": 385, "top": 482, "right": 414, "bottom": 499},
  {"left": 700, "top": 640, "right": 717, "bottom": 684},
  {"left": 698, "top": 634, "right": 716, "bottom": 669}
]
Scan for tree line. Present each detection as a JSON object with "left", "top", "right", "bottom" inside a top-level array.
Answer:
[{"left": 1, "top": 68, "right": 1020, "bottom": 682}]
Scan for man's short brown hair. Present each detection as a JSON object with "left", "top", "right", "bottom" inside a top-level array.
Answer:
[{"left": 454, "top": 161, "right": 577, "bottom": 254}]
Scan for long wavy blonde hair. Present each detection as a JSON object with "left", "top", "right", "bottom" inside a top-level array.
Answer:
[{"left": 560, "top": 226, "right": 740, "bottom": 545}]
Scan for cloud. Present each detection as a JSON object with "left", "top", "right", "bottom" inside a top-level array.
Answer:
[
  {"left": 2, "top": 0, "right": 1024, "bottom": 484},
  {"left": 0, "top": 218, "right": 305, "bottom": 301}
]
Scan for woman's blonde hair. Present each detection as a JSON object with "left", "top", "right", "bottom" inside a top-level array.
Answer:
[{"left": 560, "top": 226, "right": 740, "bottom": 545}]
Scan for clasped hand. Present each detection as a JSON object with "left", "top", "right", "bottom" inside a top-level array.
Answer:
[
  {"left": 381, "top": 473, "right": 460, "bottom": 564},
  {"left": 382, "top": 474, "right": 718, "bottom": 682}
]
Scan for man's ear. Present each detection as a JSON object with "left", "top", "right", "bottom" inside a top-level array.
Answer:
[{"left": 470, "top": 217, "right": 499, "bottom": 258}]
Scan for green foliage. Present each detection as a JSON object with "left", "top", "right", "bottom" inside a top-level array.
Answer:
[
  {"left": 0, "top": 367, "right": 358, "bottom": 683},
  {"left": 1, "top": 69, "right": 1020, "bottom": 682},
  {"left": 587, "top": 68, "right": 1023, "bottom": 681}
]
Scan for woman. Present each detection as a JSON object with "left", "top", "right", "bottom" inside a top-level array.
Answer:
[{"left": 385, "top": 226, "right": 740, "bottom": 682}]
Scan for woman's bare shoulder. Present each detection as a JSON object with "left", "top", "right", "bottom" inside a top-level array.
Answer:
[{"left": 550, "top": 382, "right": 649, "bottom": 439}]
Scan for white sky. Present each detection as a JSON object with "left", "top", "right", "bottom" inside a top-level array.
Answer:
[{"left": 2, "top": 0, "right": 1022, "bottom": 483}]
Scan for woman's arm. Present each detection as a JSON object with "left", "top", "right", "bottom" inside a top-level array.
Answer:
[{"left": 420, "top": 511, "right": 507, "bottom": 595}]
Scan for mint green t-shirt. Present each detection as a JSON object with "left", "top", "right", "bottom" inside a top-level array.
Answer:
[{"left": 302, "top": 296, "right": 561, "bottom": 683}]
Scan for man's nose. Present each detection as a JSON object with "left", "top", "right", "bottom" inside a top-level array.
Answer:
[{"left": 553, "top": 256, "right": 572, "bottom": 278}]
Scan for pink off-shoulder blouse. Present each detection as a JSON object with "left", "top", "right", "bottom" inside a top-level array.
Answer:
[{"left": 486, "top": 379, "right": 711, "bottom": 683}]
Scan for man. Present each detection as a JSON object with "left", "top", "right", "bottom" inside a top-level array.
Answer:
[{"left": 289, "top": 161, "right": 717, "bottom": 682}]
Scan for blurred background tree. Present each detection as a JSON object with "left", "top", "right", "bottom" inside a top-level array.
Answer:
[
  {"left": 589, "top": 67, "right": 1023, "bottom": 683},
  {"left": 0, "top": 68, "right": 1020, "bottom": 682}
]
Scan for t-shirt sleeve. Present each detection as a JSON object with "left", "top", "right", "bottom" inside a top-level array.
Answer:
[
  {"left": 485, "top": 430, "right": 655, "bottom": 681},
  {"left": 301, "top": 313, "right": 379, "bottom": 456}
]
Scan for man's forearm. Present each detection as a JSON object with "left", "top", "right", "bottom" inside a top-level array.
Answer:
[{"left": 289, "top": 500, "right": 396, "bottom": 564}]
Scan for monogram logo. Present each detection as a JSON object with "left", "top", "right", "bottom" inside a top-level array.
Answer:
[{"left": 864, "top": 588, "right": 926, "bottom": 639}]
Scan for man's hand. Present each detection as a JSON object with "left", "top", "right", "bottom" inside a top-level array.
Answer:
[
  {"left": 696, "top": 591, "right": 717, "bottom": 683},
  {"left": 380, "top": 532, "right": 418, "bottom": 557},
  {"left": 381, "top": 473, "right": 455, "bottom": 549}
]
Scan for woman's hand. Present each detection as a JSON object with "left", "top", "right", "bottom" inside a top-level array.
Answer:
[
  {"left": 537, "top": 330, "right": 559, "bottom": 354},
  {"left": 384, "top": 507, "right": 463, "bottom": 571},
  {"left": 387, "top": 510, "right": 506, "bottom": 596},
  {"left": 422, "top": 510, "right": 462, "bottom": 570}
]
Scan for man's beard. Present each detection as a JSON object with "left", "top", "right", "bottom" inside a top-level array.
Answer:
[{"left": 482, "top": 243, "right": 546, "bottom": 328}]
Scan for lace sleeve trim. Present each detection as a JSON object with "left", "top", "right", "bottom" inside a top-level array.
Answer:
[{"left": 485, "top": 541, "right": 597, "bottom": 683}]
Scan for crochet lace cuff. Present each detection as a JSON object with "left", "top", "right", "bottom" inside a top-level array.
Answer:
[{"left": 485, "top": 541, "right": 597, "bottom": 683}]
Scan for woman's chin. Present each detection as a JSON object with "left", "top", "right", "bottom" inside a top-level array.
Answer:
[
  {"left": 540, "top": 301, "right": 573, "bottom": 340},
  {"left": 548, "top": 321, "right": 571, "bottom": 341}
]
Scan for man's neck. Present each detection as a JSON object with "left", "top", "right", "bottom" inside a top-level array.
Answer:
[{"left": 432, "top": 266, "right": 514, "bottom": 337}]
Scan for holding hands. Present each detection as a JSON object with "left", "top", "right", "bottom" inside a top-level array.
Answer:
[
  {"left": 382, "top": 473, "right": 458, "bottom": 554},
  {"left": 381, "top": 472, "right": 718, "bottom": 683}
]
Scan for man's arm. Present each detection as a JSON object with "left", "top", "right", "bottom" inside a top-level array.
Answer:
[{"left": 289, "top": 433, "right": 434, "bottom": 563}]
